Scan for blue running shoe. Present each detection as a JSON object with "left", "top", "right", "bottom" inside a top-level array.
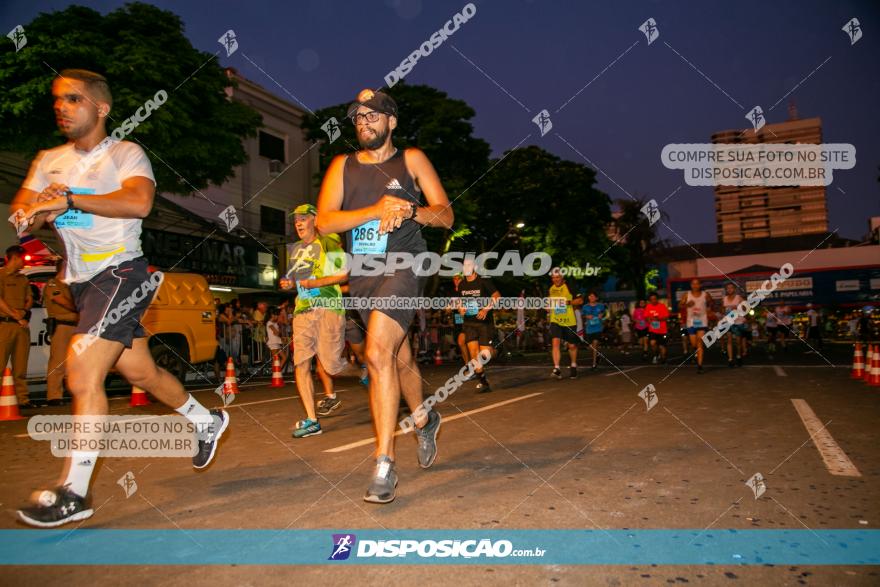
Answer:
[{"left": 293, "top": 418, "right": 322, "bottom": 438}]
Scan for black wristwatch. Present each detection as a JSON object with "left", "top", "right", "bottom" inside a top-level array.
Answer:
[
  {"left": 65, "top": 190, "right": 76, "bottom": 211},
  {"left": 408, "top": 202, "right": 418, "bottom": 220}
]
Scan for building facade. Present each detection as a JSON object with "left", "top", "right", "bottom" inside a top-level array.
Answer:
[
  {"left": 163, "top": 67, "right": 320, "bottom": 250},
  {"left": 712, "top": 116, "right": 828, "bottom": 242}
]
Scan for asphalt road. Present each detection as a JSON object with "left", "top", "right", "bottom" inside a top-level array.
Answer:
[{"left": 1, "top": 340, "right": 878, "bottom": 585}]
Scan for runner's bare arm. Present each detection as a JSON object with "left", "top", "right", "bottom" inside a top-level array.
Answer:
[
  {"left": 10, "top": 187, "right": 48, "bottom": 232},
  {"left": 316, "top": 155, "right": 403, "bottom": 234},
  {"left": 682, "top": 293, "right": 692, "bottom": 308},
  {"left": 405, "top": 149, "right": 453, "bottom": 229},
  {"left": 24, "top": 176, "right": 155, "bottom": 221},
  {"left": 301, "top": 272, "right": 348, "bottom": 289}
]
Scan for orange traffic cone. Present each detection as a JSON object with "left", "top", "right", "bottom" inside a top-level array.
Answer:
[
  {"left": 851, "top": 343, "right": 865, "bottom": 379},
  {"left": 223, "top": 357, "right": 239, "bottom": 395},
  {"left": 869, "top": 349, "right": 880, "bottom": 387},
  {"left": 864, "top": 345, "right": 874, "bottom": 382},
  {"left": 434, "top": 349, "right": 442, "bottom": 366},
  {"left": 270, "top": 354, "right": 284, "bottom": 388},
  {"left": 0, "top": 368, "right": 24, "bottom": 421},
  {"left": 129, "top": 385, "right": 151, "bottom": 407}
]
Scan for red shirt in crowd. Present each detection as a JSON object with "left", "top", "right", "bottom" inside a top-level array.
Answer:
[{"left": 645, "top": 302, "right": 669, "bottom": 334}]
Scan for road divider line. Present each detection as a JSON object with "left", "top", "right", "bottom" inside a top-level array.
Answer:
[
  {"left": 790, "top": 399, "right": 861, "bottom": 477},
  {"left": 604, "top": 366, "right": 645, "bottom": 377},
  {"left": 773, "top": 365, "right": 787, "bottom": 377},
  {"left": 324, "top": 392, "right": 544, "bottom": 453}
]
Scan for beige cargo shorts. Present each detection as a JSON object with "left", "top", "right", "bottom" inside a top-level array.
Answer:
[{"left": 292, "top": 309, "right": 347, "bottom": 375}]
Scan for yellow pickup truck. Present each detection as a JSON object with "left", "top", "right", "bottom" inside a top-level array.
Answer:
[{"left": 25, "top": 265, "right": 216, "bottom": 381}]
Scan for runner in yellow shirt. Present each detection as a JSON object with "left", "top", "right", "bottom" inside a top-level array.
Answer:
[{"left": 547, "top": 268, "right": 582, "bottom": 379}]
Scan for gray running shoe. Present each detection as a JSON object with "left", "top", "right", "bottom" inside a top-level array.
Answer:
[
  {"left": 364, "top": 455, "right": 398, "bottom": 504},
  {"left": 317, "top": 396, "right": 342, "bottom": 417},
  {"left": 415, "top": 409, "right": 441, "bottom": 468}
]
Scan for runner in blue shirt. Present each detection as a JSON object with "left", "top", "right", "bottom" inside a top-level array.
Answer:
[{"left": 581, "top": 291, "right": 607, "bottom": 371}]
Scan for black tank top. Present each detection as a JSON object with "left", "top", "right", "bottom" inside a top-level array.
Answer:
[{"left": 342, "top": 149, "right": 427, "bottom": 255}]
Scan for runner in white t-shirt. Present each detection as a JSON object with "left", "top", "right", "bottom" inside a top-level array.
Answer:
[
  {"left": 618, "top": 311, "right": 632, "bottom": 354},
  {"left": 11, "top": 70, "right": 229, "bottom": 528},
  {"left": 805, "top": 303, "right": 823, "bottom": 351},
  {"left": 680, "top": 278, "right": 713, "bottom": 374},
  {"left": 776, "top": 305, "right": 791, "bottom": 350},
  {"left": 721, "top": 283, "right": 747, "bottom": 367}
]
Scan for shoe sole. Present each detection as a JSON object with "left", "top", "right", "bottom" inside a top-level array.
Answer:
[
  {"left": 293, "top": 428, "right": 323, "bottom": 438},
  {"left": 418, "top": 413, "right": 442, "bottom": 468},
  {"left": 193, "top": 411, "right": 230, "bottom": 470},
  {"left": 317, "top": 401, "right": 342, "bottom": 417},
  {"left": 363, "top": 478, "right": 399, "bottom": 504},
  {"left": 17, "top": 508, "right": 94, "bottom": 528}
]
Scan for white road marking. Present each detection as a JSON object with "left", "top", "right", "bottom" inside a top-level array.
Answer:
[
  {"left": 324, "top": 392, "right": 544, "bottom": 453},
  {"left": 743, "top": 365, "right": 846, "bottom": 369},
  {"left": 604, "top": 366, "right": 645, "bottom": 377},
  {"left": 773, "top": 365, "right": 787, "bottom": 377},
  {"left": 791, "top": 399, "right": 861, "bottom": 477}
]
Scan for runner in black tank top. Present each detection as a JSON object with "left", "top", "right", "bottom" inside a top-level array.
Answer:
[{"left": 315, "top": 89, "right": 453, "bottom": 504}]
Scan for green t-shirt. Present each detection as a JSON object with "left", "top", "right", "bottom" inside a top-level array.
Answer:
[{"left": 287, "top": 234, "right": 346, "bottom": 315}]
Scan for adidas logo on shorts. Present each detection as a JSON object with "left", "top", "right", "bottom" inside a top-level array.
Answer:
[{"left": 385, "top": 178, "right": 403, "bottom": 191}]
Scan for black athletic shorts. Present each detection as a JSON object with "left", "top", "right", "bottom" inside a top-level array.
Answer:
[
  {"left": 69, "top": 257, "right": 162, "bottom": 349},
  {"left": 348, "top": 268, "right": 424, "bottom": 334},
  {"left": 345, "top": 311, "right": 365, "bottom": 345},
  {"left": 462, "top": 320, "right": 494, "bottom": 345},
  {"left": 549, "top": 322, "right": 580, "bottom": 345},
  {"left": 584, "top": 331, "right": 602, "bottom": 344},
  {"left": 648, "top": 331, "right": 667, "bottom": 344}
]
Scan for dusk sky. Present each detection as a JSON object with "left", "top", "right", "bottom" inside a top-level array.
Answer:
[{"left": 3, "top": 0, "right": 878, "bottom": 245}]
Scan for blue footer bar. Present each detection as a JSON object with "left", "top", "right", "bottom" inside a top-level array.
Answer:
[{"left": 1, "top": 529, "right": 877, "bottom": 565}]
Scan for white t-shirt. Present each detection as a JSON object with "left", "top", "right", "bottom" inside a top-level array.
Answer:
[
  {"left": 266, "top": 320, "right": 284, "bottom": 348},
  {"left": 22, "top": 139, "right": 155, "bottom": 283},
  {"left": 685, "top": 291, "right": 708, "bottom": 328},
  {"left": 723, "top": 294, "right": 746, "bottom": 325},
  {"left": 619, "top": 313, "right": 631, "bottom": 333}
]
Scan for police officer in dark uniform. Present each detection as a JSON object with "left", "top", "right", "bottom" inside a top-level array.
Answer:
[
  {"left": 0, "top": 245, "right": 33, "bottom": 407},
  {"left": 44, "top": 260, "right": 78, "bottom": 406}
]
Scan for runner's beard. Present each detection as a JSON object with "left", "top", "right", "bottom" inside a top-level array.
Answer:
[{"left": 357, "top": 126, "right": 389, "bottom": 150}]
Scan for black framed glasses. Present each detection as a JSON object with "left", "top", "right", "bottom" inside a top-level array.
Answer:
[{"left": 350, "top": 111, "right": 384, "bottom": 124}]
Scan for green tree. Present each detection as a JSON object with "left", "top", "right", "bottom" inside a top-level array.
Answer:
[
  {"left": 0, "top": 3, "right": 262, "bottom": 193},
  {"left": 461, "top": 145, "right": 612, "bottom": 292},
  {"left": 606, "top": 197, "right": 669, "bottom": 299}
]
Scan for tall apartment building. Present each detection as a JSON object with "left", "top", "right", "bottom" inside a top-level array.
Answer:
[{"left": 711, "top": 115, "right": 828, "bottom": 242}]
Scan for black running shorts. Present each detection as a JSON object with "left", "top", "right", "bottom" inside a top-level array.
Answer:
[{"left": 69, "top": 257, "right": 162, "bottom": 349}]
